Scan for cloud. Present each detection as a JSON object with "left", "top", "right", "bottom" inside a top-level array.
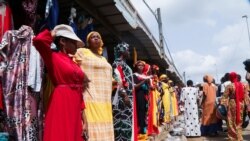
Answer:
[
  {"left": 173, "top": 21, "right": 250, "bottom": 83},
  {"left": 130, "top": 0, "right": 250, "bottom": 84}
]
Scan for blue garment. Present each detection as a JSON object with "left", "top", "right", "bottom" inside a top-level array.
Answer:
[
  {"left": 69, "top": 21, "right": 78, "bottom": 34},
  {"left": 200, "top": 123, "right": 219, "bottom": 135},
  {"left": 77, "top": 23, "right": 93, "bottom": 44},
  {"left": 47, "top": 0, "right": 59, "bottom": 29}
]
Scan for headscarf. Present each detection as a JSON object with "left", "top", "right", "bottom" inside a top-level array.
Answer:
[
  {"left": 152, "top": 65, "right": 159, "bottom": 71},
  {"left": 229, "top": 72, "right": 244, "bottom": 125},
  {"left": 159, "top": 74, "right": 168, "bottom": 81},
  {"left": 114, "top": 42, "right": 129, "bottom": 59},
  {"left": 86, "top": 31, "right": 104, "bottom": 55},
  {"left": 134, "top": 60, "right": 146, "bottom": 67},
  {"left": 204, "top": 74, "right": 213, "bottom": 84},
  {"left": 143, "top": 63, "right": 151, "bottom": 76}
]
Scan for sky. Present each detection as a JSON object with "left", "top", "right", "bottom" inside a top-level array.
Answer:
[{"left": 130, "top": 0, "right": 250, "bottom": 84}]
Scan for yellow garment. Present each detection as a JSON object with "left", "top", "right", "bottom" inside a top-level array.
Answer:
[
  {"left": 161, "top": 82, "right": 171, "bottom": 123},
  {"left": 152, "top": 89, "right": 161, "bottom": 127},
  {"left": 75, "top": 48, "right": 114, "bottom": 141},
  {"left": 169, "top": 87, "right": 179, "bottom": 117}
]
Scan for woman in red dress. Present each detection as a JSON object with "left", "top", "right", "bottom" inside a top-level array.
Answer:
[{"left": 33, "top": 24, "right": 88, "bottom": 141}]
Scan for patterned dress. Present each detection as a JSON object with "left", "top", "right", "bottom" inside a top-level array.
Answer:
[
  {"left": 112, "top": 58, "right": 135, "bottom": 141},
  {"left": 0, "top": 26, "right": 42, "bottom": 141},
  {"left": 180, "top": 87, "right": 201, "bottom": 137},
  {"left": 221, "top": 83, "right": 249, "bottom": 141},
  {"left": 75, "top": 48, "right": 114, "bottom": 141}
]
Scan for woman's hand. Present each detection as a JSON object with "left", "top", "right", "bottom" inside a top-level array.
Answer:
[
  {"left": 81, "top": 110, "right": 89, "bottom": 140},
  {"left": 83, "top": 72, "right": 90, "bottom": 91},
  {"left": 51, "top": 30, "right": 56, "bottom": 38}
]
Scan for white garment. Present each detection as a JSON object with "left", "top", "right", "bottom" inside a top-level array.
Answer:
[
  {"left": 27, "top": 44, "right": 42, "bottom": 92},
  {"left": 180, "top": 86, "right": 201, "bottom": 137},
  {"left": 220, "top": 81, "right": 231, "bottom": 93}
]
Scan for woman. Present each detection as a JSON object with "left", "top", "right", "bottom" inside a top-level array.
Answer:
[
  {"left": 221, "top": 72, "right": 249, "bottom": 141},
  {"left": 74, "top": 31, "right": 114, "bottom": 141},
  {"left": 147, "top": 65, "right": 160, "bottom": 136},
  {"left": 133, "top": 61, "right": 150, "bottom": 139},
  {"left": 33, "top": 24, "right": 87, "bottom": 141},
  {"left": 112, "top": 42, "right": 137, "bottom": 141},
  {"left": 201, "top": 75, "right": 218, "bottom": 136},
  {"left": 180, "top": 80, "right": 201, "bottom": 137},
  {"left": 159, "top": 74, "right": 171, "bottom": 124}
]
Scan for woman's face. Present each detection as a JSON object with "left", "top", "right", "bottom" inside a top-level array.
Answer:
[
  {"left": 136, "top": 62, "right": 144, "bottom": 73},
  {"left": 89, "top": 32, "right": 101, "bottom": 49},
  {"left": 63, "top": 38, "right": 78, "bottom": 55}
]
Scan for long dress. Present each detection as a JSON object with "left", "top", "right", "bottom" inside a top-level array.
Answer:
[
  {"left": 221, "top": 83, "right": 249, "bottom": 141},
  {"left": 161, "top": 82, "right": 171, "bottom": 123},
  {"left": 147, "top": 75, "right": 160, "bottom": 135},
  {"left": 201, "top": 82, "right": 218, "bottom": 135},
  {"left": 133, "top": 73, "right": 149, "bottom": 134},
  {"left": 33, "top": 30, "right": 84, "bottom": 141},
  {"left": 112, "top": 58, "right": 136, "bottom": 141},
  {"left": 74, "top": 48, "right": 114, "bottom": 141},
  {"left": 180, "top": 86, "right": 201, "bottom": 137},
  {"left": 0, "top": 26, "right": 42, "bottom": 141}
]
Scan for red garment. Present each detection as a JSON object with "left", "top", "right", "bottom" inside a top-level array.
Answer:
[
  {"left": 0, "top": 81, "right": 3, "bottom": 110},
  {"left": 229, "top": 72, "right": 244, "bottom": 125},
  {"left": 0, "top": 3, "right": 12, "bottom": 40},
  {"left": 33, "top": 30, "right": 85, "bottom": 141}
]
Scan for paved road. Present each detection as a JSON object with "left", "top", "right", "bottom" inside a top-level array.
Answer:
[{"left": 152, "top": 123, "right": 250, "bottom": 141}]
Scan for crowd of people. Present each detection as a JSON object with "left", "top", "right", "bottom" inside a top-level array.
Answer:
[
  {"left": 180, "top": 70, "right": 250, "bottom": 141},
  {"left": 0, "top": 1, "right": 250, "bottom": 141}
]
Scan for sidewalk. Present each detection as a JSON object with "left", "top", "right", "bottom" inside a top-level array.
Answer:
[{"left": 148, "top": 122, "right": 250, "bottom": 141}]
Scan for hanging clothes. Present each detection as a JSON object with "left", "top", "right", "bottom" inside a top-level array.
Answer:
[
  {"left": 45, "top": 0, "right": 59, "bottom": 29},
  {"left": 0, "top": 2, "right": 13, "bottom": 40},
  {"left": 0, "top": 25, "right": 43, "bottom": 141},
  {"left": 77, "top": 17, "right": 94, "bottom": 44}
]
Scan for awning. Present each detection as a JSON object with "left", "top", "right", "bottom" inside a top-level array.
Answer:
[{"left": 59, "top": 0, "right": 183, "bottom": 84}]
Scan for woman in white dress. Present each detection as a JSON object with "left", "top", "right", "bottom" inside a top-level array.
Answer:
[{"left": 180, "top": 80, "right": 201, "bottom": 137}]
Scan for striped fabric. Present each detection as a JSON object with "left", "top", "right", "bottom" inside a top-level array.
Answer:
[{"left": 75, "top": 48, "right": 114, "bottom": 141}]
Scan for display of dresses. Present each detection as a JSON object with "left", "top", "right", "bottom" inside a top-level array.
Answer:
[
  {"left": 33, "top": 30, "right": 84, "bottom": 141},
  {"left": 0, "top": 25, "right": 42, "bottom": 141}
]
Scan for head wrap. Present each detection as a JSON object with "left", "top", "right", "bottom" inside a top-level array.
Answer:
[
  {"left": 114, "top": 42, "right": 129, "bottom": 59},
  {"left": 86, "top": 31, "right": 104, "bottom": 55},
  {"left": 204, "top": 74, "right": 213, "bottom": 84},
  {"left": 159, "top": 74, "right": 168, "bottom": 81},
  {"left": 143, "top": 63, "right": 151, "bottom": 75},
  {"left": 152, "top": 65, "right": 159, "bottom": 71},
  {"left": 229, "top": 72, "right": 244, "bottom": 125},
  {"left": 135, "top": 60, "right": 146, "bottom": 67}
]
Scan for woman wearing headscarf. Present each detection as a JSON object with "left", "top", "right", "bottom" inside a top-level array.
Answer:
[
  {"left": 147, "top": 65, "right": 161, "bottom": 136},
  {"left": 74, "top": 31, "right": 114, "bottom": 141},
  {"left": 168, "top": 80, "right": 179, "bottom": 120},
  {"left": 180, "top": 80, "right": 201, "bottom": 137},
  {"left": 112, "top": 42, "right": 137, "bottom": 141},
  {"left": 201, "top": 75, "right": 218, "bottom": 136},
  {"left": 159, "top": 74, "right": 171, "bottom": 124},
  {"left": 33, "top": 24, "right": 87, "bottom": 141},
  {"left": 221, "top": 72, "right": 250, "bottom": 141},
  {"left": 133, "top": 61, "right": 151, "bottom": 139}
]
